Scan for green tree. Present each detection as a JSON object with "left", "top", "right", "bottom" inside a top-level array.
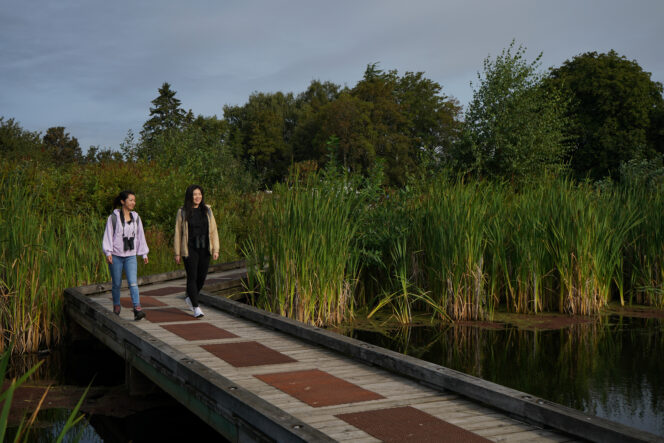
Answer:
[
  {"left": 312, "top": 92, "right": 375, "bottom": 174},
  {"left": 297, "top": 80, "right": 341, "bottom": 110},
  {"left": 649, "top": 105, "right": 664, "bottom": 156},
  {"left": 222, "top": 67, "right": 461, "bottom": 187},
  {"left": 351, "top": 64, "right": 412, "bottom": 185},
  {"left": 119, "top": 129, "right": 138, "bottom": 162},
  {"left": 291, "top": 80, "right": 341, "bottom": 164},
  {"left": 224, "top": 92, "right": 297, "bottom": 186},
  {"left": 190, "top": 113, "right": 227, "bottom": 136},
  {"left": 140, "top": 82, "right": 187, "bottom": 157},
  {"left": 42, "top": 126, "right": 82, "bottom": 165},
  {"left": 143, "top": 113, "right": 252, "bottom": 190},
  {"left": 547, "top": 50, "right": 664, "bottom": 179},
  {"left": 0, "top": 117, "right": 44, "bottom": 161},
  {"left": 135, "top": 83, "right": 253, "bottom": 191},
  {"left": 464, "top": 41, "right": 569, "bottom": 182},
  {"left": 84, "top": 146, "right": 123, "bottom": 163},
  {"left": 394, "top": 70, "right": 462, "bottom": 171}
]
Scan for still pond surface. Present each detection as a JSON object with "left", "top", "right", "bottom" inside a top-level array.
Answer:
[{"left": 340, "top": 311, "right": 664, "bottom": 437}]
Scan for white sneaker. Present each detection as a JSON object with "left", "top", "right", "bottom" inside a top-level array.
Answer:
[
  {"left": 185, "top": 297, "right": 193, "bottom": 311},
  {"left": 193, "top": 306, "right": 204, "bottom": 318}
]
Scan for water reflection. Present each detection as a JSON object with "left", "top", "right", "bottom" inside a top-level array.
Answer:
[
  {"left": 5, "top": 339, "right": 225, "bottom": 442},
  {"left": 346, "top": 314, "right": 664, "bottom": 436}
]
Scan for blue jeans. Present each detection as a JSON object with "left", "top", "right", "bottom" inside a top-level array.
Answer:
[{"left": 109, "top": 255, "right": 140, "bottom": 308}]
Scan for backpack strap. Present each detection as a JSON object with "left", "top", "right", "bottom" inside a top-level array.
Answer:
[
  {"left": 111, "top": 211, "right": 137, "bottom": 236},
  {"left": 111, "top": 212, "right": 117, "bottom": 236}
]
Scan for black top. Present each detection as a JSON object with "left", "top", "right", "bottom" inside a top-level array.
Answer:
[{"left": 188, "top": 206, "right": 209, "bottom": 250}]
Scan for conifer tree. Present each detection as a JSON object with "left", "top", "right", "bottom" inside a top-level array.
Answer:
[{"left": 140, "top": 82, "right": 186, "bottom": 145}]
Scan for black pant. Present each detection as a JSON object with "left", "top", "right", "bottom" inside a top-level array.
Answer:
[{"left": 183, "top": 247, "right": 210, "bottom": 307}]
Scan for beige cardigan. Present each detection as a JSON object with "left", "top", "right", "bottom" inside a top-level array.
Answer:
[{"left": 174, "top": 205, "right": 220, "bottom": 258}]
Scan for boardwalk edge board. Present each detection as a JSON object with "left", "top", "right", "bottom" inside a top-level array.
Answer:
[
  {"left": 64, "top": 286, "right": 334, "bottom": 443},
  {"left": 198, "top": 292, "right": 663, "bottom": 443},
  {"left": 74, "top": 260, "right": 246, "bottom": 296}
]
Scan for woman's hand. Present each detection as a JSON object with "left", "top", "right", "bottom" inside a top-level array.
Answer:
[
  {"left": 213, "top": 252, "right": 219, "bottom": 261},
  {"left": 175, "top": 255, "right": 181, "bottom": 265},
  {"left": 106, "top": 255, "right": 113, "bottom": 265},
  {"left": 144, "top": 256, "right": 149, "bottom": 265}
]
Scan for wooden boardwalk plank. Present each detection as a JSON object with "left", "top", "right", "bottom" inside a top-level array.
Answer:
[{"left": 91, "top": 291, "right": 549, "bottom": 440}]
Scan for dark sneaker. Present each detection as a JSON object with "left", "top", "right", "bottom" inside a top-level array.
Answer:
[
  {"left": 133, "top": 309, "right": 146, "bottom": 321},
  {"left": 113, "top": 305, "right": 121, "bottom": 315}
]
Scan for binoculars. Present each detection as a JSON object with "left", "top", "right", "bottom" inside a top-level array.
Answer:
[{"left": 123, "top": 236, "right": 135, "bottom": 251}]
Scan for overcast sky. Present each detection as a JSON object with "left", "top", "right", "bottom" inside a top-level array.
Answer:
[{"left": 2, "top": 0, "right": 663, "bottom": 151}]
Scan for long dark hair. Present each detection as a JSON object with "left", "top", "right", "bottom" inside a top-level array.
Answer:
[
  {"left": 113, "top": 190, "right": 135, "bottom": 209},
  {"left": 183, "top": 185, "right": 206, "bottom": 220}
]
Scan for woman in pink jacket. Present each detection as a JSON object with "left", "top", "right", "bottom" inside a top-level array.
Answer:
[{"left": 102, "top": 190, "right": 149, "bottom": 320}]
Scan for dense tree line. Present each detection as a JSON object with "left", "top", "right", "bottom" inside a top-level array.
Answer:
[
  {"left": 546, "top": 50, "right": 664, "bottom": 179},
  {"left": 2, "top": 45, "right": 663, "bottom": 188},
  {"left": 222, "top": 65, "right": 463, "bottom": 186}
]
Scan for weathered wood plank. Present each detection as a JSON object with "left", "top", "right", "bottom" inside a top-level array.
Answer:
[{"left": 64, "top": 286, "right": 333, "bottom": 443}]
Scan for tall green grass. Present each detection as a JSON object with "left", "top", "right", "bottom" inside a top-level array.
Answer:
[
  {"left": 523, "top": 180, "right": 640, "bottom": 314},
  {"left": 244, "top": 172, "right": 365, "bottom": 326},
  {"left": 366, "top": 236, "right": 448, "bottom": 325},
  {"left": 4, "top": 158, "right": 660, "bottom": 345},
  {"left": 0, "top": 174, "right": 102, "bottom": 353},
  {"left": 413, "top": 178, "right": 650, "bottom": 318},
  {"left": 623, "top": 185, "right": 664, "bottom": 307},
  {"left": 0, "top": 169, "right": 178, "bottom": 354},
  {"left": 244, "top": 174, "right": 663, "bottom": 325},
  {"left": 416, "top": 180, "right": 493, "bottom": 320}
]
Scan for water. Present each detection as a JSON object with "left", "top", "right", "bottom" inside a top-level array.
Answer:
[
  {"left": 5, "top": 405, "right": 226, "bottom": 442},
  {"left": 4, "top": 338, "right": 225, "bottom": 442},
  {"left": 343, "top": 313, "right": 664, "bottom": 437}
]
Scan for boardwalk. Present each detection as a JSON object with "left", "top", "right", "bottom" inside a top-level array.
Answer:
[{"left": 64, "top": 264, "right": 661, "bottom": 443}]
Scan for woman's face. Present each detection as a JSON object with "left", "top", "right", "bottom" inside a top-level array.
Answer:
[
  {"left": 122, "top": 194, "right": 136, "bottom": 211},
  {"left": 193, "top": 189, "right": 203, "bottom": 206}
]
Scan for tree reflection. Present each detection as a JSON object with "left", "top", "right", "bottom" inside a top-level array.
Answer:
[{"left": 349, "top": 314, "right": 664, "bottom": 435}]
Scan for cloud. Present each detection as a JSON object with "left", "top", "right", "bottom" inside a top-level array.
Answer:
[{"left": 1, "top": 0, "right": 662, "bottom": 151}]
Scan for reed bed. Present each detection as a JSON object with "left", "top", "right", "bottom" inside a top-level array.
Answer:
[
  {"left": 0, "top": 170, "right": 177, "bottom": 354},
  {"left": 244, "top": 174, "right": 365, "bottom": 326},
  {"left": 416, "top": 180, "right": 493, "bottom": 320},
  {"left": 411, "top": 178, "right": 650, "bottom": 318},
  {"left": 0, "top": 178, "right": 101, "bottom": 353},
  {"left": 2, "top": 159, "right": 662, "bottom": 345},
  {"left": 245, "top": 174, "right": 663, "bottom": 324},
  {"left": 492, "top": 180, "right": 641, "bottom": 315},
  {"left": 622, "top": 185, "right": 664, "bottom": 308}
]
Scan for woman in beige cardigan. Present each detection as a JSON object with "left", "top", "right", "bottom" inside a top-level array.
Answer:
[{"left": 174, "top": 185, "right": 220, "bottom": 318}]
